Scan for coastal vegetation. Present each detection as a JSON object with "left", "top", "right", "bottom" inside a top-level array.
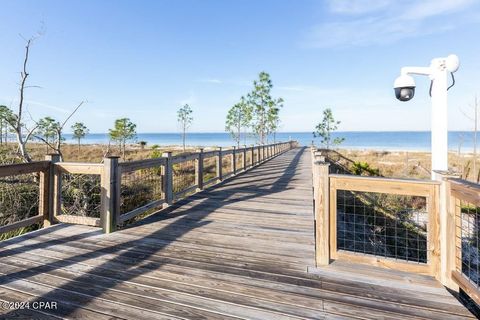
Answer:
[
  {"left": 108, "top": 118, "right": 137, "bottom": 160},
  {"left": 225, "top": 96, "right": 251, "bottom": 148},
  {"left": 225, "top": 72, "right": 283, "bottom": 146},
  {"left": 71, "top": 122, "right": 89, "bottom": 155},
  {"left": 177, "top": 104, "right": 193, "bottom": 151},
  {"left": 313, "top": 107, "right": 344, "bottom": 149}
]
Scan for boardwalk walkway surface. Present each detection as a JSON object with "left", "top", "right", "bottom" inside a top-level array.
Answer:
[{"left": 0, "top": 147, "right": 475, "bottom": 319}]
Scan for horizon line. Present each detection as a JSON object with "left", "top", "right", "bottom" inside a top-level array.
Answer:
[{"left": 63, "top": 130, "right": 478, "bottom": 134}]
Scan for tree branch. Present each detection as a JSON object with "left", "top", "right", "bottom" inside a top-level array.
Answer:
[
  {"left": 34, "top": 134, "right": 56, "bottom": 150},
  {"left": 60, "top": 100, "right": 85, "bottom": 129}
]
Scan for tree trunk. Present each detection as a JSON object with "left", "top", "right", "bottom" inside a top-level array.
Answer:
[
  {"left": 474, "top": 96, "right": 478, "bottom": 182},
  {"left": 183, "top": 125, "right": 186, "bottom": 152},
  {"left": 122, "top": 139, "right": 126, "bottom": 160},
  {"left": 237, "top": 122, "right": 241, "bottom": 148},
  {"left": 78, "top": 138, "right": 81, "bottom": 156},
  {"left": 15, "top": 132, "right": 31, "bottom": 163}
]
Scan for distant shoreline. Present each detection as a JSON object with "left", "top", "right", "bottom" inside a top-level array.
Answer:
[{"left": 2, "top": 131, "right": 477, "bottom": 153}]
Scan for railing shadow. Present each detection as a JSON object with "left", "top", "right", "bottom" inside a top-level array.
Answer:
[{"left": 0, "top": 147, "right": 305, "bottom": 318}]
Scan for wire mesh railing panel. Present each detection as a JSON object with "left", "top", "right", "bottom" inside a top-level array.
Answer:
[
  {"left": 173, "top": 159, "right": 196, "bottom": 194},
  {"left": 61, "top": 173, "right": 101, "bottom": 217},
  {"left": 203, "top": 156, "right": 217, "bottom": 183},
  {"left": 456, "top": 200, "right": 480, "bottom": 287},
  {"left": 235, "top": 153, "right": 243, "bottom": 171},
  {"left": 120, "top": 166, "right": 164, "bottom": 214},
  {"left": 0, "top": 173, "right": 40, "bottom": 230},
  {"left": 247, "top": 152, "right": 253, "bottom": 167},
  {"left": 222, "top": 154, "right": 233, "bottom": 176},
  {"left": 336, "top": 190, "right": 428, "bottom": 263}
]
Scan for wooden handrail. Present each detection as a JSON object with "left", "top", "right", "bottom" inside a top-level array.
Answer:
[
  {"left": 119, "top": 158, "right": 166, "bottom": 173},
  {"left": 315, "top": 171, "right": 440, "bottom": 277},
  {"left": 448, "top": 177, "right": 480, "bottom": 305},
  {"left": 450, "top": 178, "right": 480, "bottom": 207},
  {"left": 56, "top": 162, "right": 103, "bottom": 175},
  {"left": 0, "top": 161, "right": 49, "bottom": 178},
  {"left": 330, "top": 174, "right": 439, "bottom": 197},
  {"left": 0, "top": 141, "right": 296, "bottom": 237},
  {"left": 0, "top": 160, "right": 52, "bottom": 236},
  {"left": 312, "top": 149, "right": 480, "bottom": 305}
]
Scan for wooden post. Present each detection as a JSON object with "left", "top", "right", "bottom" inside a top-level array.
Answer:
[
  {"left": 231, "top": 146, "right": 236, "bottom": 175},
  {"left": 195, "top": 148, "right": 204, "bottom": 191},
  {"left": 162, "top": 152, "right": 173, "bottom": 206},
  {"left": 314, "top": 160, "right": 330, "bottom": 266},
  {"left": 51, "top": 154, "right": 62, "bottom": 220},
  {"left": 250, "top": 145, "right": 255, "bottom": 167},
  {"left": 101, "top": 156, "right": 120, "bottom": 234},
  {"left": 243, "top": 145, "right": 247, "bottom": 171},
  {"left": 216, "top": 147, "right": 223, "bottom": 182},
  {"left": 41, "top": 154, "right": 60, "bottom": 227},
  {"left": 434, "top": 170, "right": 461, "bottom": 290}
]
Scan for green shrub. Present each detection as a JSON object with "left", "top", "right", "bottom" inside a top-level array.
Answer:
[{"left": 351, "top": 161, "right": 380, "bottom": 176}]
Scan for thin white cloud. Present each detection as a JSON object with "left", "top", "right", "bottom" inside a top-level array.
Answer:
[
  {"left": 198, "top": 78, "right": 223, "bottom": 84},
  {"left": 305, "top": 0, "right": 479, "bottom": 48},
  {"left": 402, "top": 0, "right": 475, "bottom": 20},
  {"left": 25, "top": 100, "right": 71, "bottom": 114},
  {"left": 0, "top": 97, "right": 71, "bottom": 114},
  {"left": 328, "top": 0, "right": 392, "bottom": 15}
]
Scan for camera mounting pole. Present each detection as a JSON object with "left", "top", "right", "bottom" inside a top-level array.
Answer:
[{"left": 395, "top": 55, "right": 459, "bottom": 178}]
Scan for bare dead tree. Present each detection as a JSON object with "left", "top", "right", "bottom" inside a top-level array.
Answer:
[
  {"left": 460, "top": 95, "right": 478, "bottom": 182},
  {"left": 8, "top": 38, "right": 40, "bottom": 162}
]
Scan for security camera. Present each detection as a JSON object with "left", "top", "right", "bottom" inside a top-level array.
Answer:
[{"left": 393, "top": 74, "right": 416, "bottom": 102}]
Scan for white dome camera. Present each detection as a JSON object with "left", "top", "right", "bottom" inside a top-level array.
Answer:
[{"left": 393, "top": 74, "right": 416, "bottom": 102}]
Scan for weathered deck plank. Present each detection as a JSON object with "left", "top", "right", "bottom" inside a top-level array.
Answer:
[{"left": 0, "top": 147, "right": 475, "bottom": 319}]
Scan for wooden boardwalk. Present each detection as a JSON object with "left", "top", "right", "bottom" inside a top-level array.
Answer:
[{"left": 0, "top": 147, "right": 475, "bottom": 319}]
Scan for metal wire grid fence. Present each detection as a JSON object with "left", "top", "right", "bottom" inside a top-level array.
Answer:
[
  {"left": 222, "top": 153, "right": 233, "bottom": 176},
  {"left": 120, "top": 166, "right": 164, "bottom": 215},
  {"left": 173, "top": 159, "right": 196, "bottom": 193},
  {"left": 235, "top": 152, "right": 244, "bottom": 171},
  {"left": 253, "top": 148, "right": 259, "bottom": 164},
  {"left": 246, "top": 151, "right": 253, "bottom": 167},
  {"left": 0, "top": 173, "right": 39, "bottom": 226},
  {"left": 456, "top": 200, "right": 480, "bottom": 287},
  {"left": 61, "top": 173, "right": 101, "bottom": 217},
  {"left": 203, "top": 156, "right": 217, "bottom": 183},
  {"left": 336, "top": 190, "right": 428, "bottom": 263}
]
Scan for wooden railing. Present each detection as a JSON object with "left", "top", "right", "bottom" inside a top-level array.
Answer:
[
  {"left": 312, "top": 147, "right": 480, "bottom": 305},
  {"left": 0, "top": 160, "right": 52, "bottom": 237},
  {"left": 449, "top": 178, "right": 480, "bottom": 305},
  {"left": 0, "top": 141, "right": 295, "bottom": 237}
]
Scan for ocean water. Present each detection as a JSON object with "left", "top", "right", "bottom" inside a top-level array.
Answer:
[{"left": 61, "top": 131, "right": 477, "bottom": 152}]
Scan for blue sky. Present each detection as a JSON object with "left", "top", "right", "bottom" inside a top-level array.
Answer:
[{"left": 0, "top": 0, "right": 479, "bottom": 133}]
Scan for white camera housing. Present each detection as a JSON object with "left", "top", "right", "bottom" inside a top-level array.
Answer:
[
  {"left": 393, "top": 74, "right": 416, "bottom": 101},
  {"left": 392, "top": 54, "right": 459, "bottom": 176}
]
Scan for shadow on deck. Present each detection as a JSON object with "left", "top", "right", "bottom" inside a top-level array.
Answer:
[{"left": 0, "top": 147, "right": 475, "bottom": 319}]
